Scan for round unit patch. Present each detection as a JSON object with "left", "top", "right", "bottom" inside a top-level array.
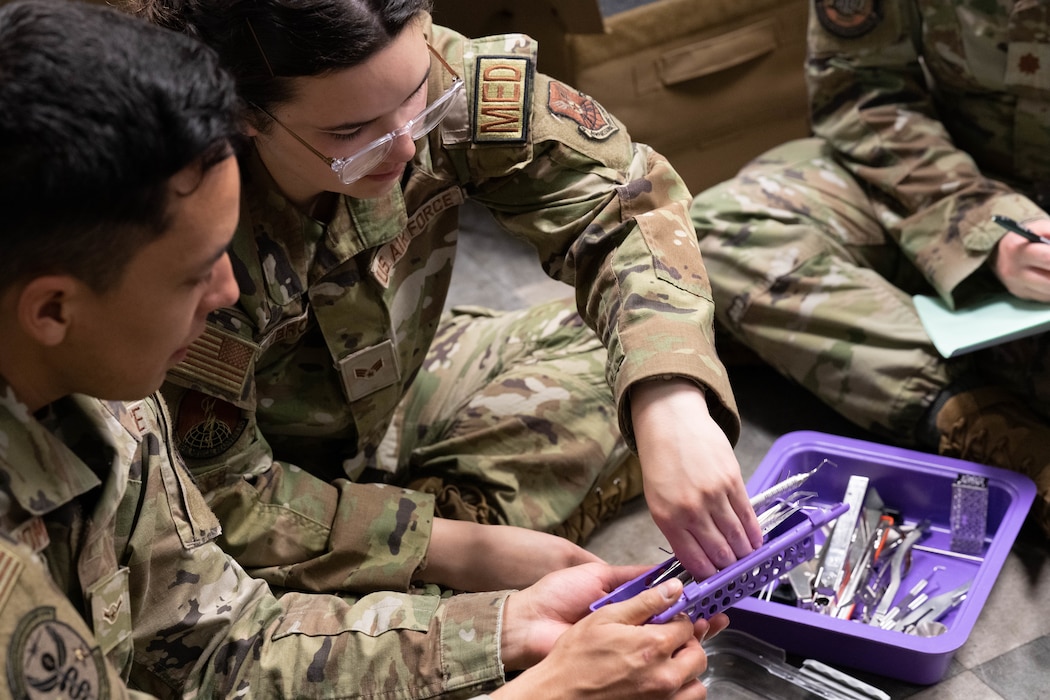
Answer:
[
  {"left": 174, "top": 389, "right": 248, "bottom": 460},
  {"left": 815, "top": 0, "right": 882, "bottom": 38},
  {"left": 7, "top": 607, "right": 108, "bottom": 700}
]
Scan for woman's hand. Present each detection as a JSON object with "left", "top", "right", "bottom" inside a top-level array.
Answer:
[{"left": 631, "top": 378, "right": 762, "bottom": 579}]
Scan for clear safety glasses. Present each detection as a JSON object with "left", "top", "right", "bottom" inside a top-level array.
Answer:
[{"left": 254, "top": 43, "right": 463, "bottom": 185}]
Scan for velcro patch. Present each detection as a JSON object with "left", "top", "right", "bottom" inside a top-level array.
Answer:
[
  {"left": 168, "top": 324, "right": 258, "bottom": 405},
  {"left": 815, "top": 0, "right": 881, "bottom": 38},
  {"left": 10, "top": 517, "right": 49, "bottom": 554},
  {"left": 174, "top": 390, "right": 248, "bottom": 460},
  {"left": 7, "top": 607, "right": 108, "bottom": 699},
  {"left": 472, "top": 56, "right": 531, "bottom": 143},
  {"left": 372, "top": 186, "right": 465, "bottom": 288},
  {"left": 337, "top": 340, "right": 400, "bottom": 402},
  {"left": 548, "top": 82, "right": 619, "bottom": 141},
  {"left": 0, "top": 542, "right": 24, "bottom": 611}
]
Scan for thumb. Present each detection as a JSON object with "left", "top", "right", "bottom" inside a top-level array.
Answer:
[{"left": 601, "top": 578, "right": 685, "bottom": 626}]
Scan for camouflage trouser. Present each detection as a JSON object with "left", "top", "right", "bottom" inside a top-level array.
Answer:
[
  {"left": 691, "top": 137, "right": 995, "bottom": 442},
  {"left": 375, "top": 296, "right": 629, "bottom": 531}
]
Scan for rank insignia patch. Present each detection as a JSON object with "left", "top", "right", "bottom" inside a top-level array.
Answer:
[
  {"left": 8, "top": 607, "right": 108, "bottom": 700},
  {"left": 1019, "top": 52, "right": 1041, "bottom": 75},
  {"left": 548, "top": 82, "right": 619, "bottom": 141},
  {"left": 816, "top": 0, "right": 881, "bottom": 38},
  {"left": 337, "top": 339, "right": 400, "bottom": 401},
  {"left": 473, "top": 56, "right": 531, "bottom": 143}
]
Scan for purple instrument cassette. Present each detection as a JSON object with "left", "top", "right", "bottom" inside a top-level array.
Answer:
[{"left": 591, "top": 500, "right": 849, "bottom": 623}]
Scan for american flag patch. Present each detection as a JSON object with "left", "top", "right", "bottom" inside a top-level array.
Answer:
[
  {"left": 168, "top": 325, "right": 259, "bottom": 403},
  {"left": 0, "top": 542, "right": 25, "bottom": 611}
]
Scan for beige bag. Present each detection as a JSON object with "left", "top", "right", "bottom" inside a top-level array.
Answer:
[{"left": 567, "top": 0, "right": 811, "bottom": 195}]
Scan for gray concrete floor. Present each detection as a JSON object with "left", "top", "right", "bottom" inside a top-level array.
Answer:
[{"left": 449, "top": 200, "right": 1050, "bottom": 700}]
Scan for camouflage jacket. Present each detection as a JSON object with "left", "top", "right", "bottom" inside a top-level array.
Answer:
[
  {"left": 0, "top": 378, "right": 509, "bottom": 699},
  {"left": 164, "top": 18, "right": 736, "bottom": 585},
  {"left": 808, "top": 0, "right": 1050, "bottom": 307}
]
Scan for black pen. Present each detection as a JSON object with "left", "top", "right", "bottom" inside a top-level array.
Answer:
[{"left": 993, "top": 214, "right": 1050, "bottom": 245}]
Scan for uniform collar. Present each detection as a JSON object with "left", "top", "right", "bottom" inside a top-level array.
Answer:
[
  {"left": 0, "top": 377, "right": 122, "bottom": 517},
  {"left": 234, "top": 149, "right": 408, "bottom": 330}
]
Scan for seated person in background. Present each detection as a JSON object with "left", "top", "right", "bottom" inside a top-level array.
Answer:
[
  {"left": 131, "top": 0, "right": 761, "bottom": 586},
  {"left": 690, "top": 0, "right": 1050, "bottom": 535},
  {"left": 0, "top": 2, "right": 724, "bottom": 697}
]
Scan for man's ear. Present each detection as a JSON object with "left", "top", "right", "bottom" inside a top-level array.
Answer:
[{"left": 17, "top": 275, "right": 80, "bottom": 347}]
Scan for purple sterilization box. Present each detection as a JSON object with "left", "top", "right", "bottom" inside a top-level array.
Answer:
[{"left": 729, "top": 431, "right": 1037, "bottom": 685}]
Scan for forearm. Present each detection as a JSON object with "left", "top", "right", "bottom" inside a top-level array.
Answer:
[
  {"left": 585, "top": 144, "right": 739, "bottom": 447},
  {"left": 420, "top": 518, "right": 603, "bottom": 592}
]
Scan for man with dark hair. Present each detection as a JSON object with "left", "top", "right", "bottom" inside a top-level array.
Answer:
[{"left": 0, "top": 2, "right": 721, "bottom": 697}]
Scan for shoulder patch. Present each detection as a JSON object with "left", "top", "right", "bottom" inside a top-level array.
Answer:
[
  {"left": 167, "top": 323, "right": 259, "bottom": 406},
  {"left": 472, "top": 55, "right": 532, "bottom": 143},
  {"left": 173, "top": 389, "right": 248, "bottom": 460},
  {"left": 548, "top": 82, "right": 619, "bottom": 141},
  {"left": 0, "top": 541, "right": 24, "bottom": 610},
  {"left": 815, "top": 0, "right": 882, "bottom": 39},
  {"left": 7, "top": 606, "right": 108, "bottom": 700}
]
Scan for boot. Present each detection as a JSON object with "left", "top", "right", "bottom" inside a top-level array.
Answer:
[
  {"left": 930, "top": 385, "right": 1050, "bottom": 537},
  {"left": 550, "top": 452, "right": 645, "bottom": 545}
]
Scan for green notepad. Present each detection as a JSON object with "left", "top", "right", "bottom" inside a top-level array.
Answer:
[{"left": 913, "top": 293, "right": 1050, "bottom": 358}]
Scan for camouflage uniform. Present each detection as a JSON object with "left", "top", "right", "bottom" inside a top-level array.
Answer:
[
  {"left": 163, "top": 18, "right": 737, "bottom": 589},
  {"left": 0, "top": 377, "right": 515, "bottom": 699},
  {"left": 690, "top": 0, "right": 1050, "bottom": 442}
]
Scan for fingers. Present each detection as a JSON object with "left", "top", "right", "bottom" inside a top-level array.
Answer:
[
  {"left": 667, "top": 509, "right": 747, "bottom": 580},
  {"left": 731, "top": 486, "right": 764, "bottom": 550},
  {"left": 669, "top": 677, "right": 709, "bottom": 700},
  {"left": 995, "top": 233, "right": 1050, "bottom": 301},
  {"left": 665, "top": 528, "right": 717, "bottom": 580},
  {"left": 692, "top": 612, "right": 730, "bottom": 646},
  {"left": 597, "top": 578, "right": 685, "bottom": 626},
  {"left": 662, "top": 632, "right": 709, "bottom": 696}
]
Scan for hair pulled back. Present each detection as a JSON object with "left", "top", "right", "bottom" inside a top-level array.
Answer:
[{"left": 131, "top": 0, "right": 434, "bottom": 115}]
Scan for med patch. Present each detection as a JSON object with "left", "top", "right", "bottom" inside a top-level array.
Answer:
[
  {"left": 815, "top": 0, "right": 881, "bottom": 39},
  {"left": 472, "top": 55, "right": 532, "bottom": 143}
]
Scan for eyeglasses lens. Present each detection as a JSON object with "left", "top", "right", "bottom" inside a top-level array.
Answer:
[{"left": 334, "top": 80, "right": 463, "bottom": 184}]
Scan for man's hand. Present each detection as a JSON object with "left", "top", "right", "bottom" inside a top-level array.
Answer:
[
  {"left": 631, "top": 378, "right": 762, "bottom": 579},
  {"left": 993, "top": 218, "right": 1050, "bottom": 302},
  {"left": 419, "top": 518, "right": 603, "bottom": 591},
  {"left": 495, "top": 569, "right": 726, "bottom": 700}
]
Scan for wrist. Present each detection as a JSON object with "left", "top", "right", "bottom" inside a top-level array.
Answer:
[
  {"left": 416, "top": 517, "right": 471, "bottom": 586},
  {"left": 631, "top": 375, "right": 708, "bottom": 417},
  {"left": 499, "top": 590, "right": 535, "bottom": 671}
]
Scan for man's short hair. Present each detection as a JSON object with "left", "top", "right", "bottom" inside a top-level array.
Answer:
[{"left": 0, "top": 0, "right": 241, "bottom": 292}]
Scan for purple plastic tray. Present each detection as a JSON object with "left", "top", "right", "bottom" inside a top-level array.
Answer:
[{"left": 729, "top": 431, "right": 1036, "bottom": 685}]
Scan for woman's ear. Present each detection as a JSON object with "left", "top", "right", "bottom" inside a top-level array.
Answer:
[{"left": 17, "top": 275, "right": 79, "bottom": 347}]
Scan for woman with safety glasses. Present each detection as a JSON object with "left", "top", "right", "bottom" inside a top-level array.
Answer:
[{"left": 134, "top": 0, "right": 761, "bottom": 612}]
